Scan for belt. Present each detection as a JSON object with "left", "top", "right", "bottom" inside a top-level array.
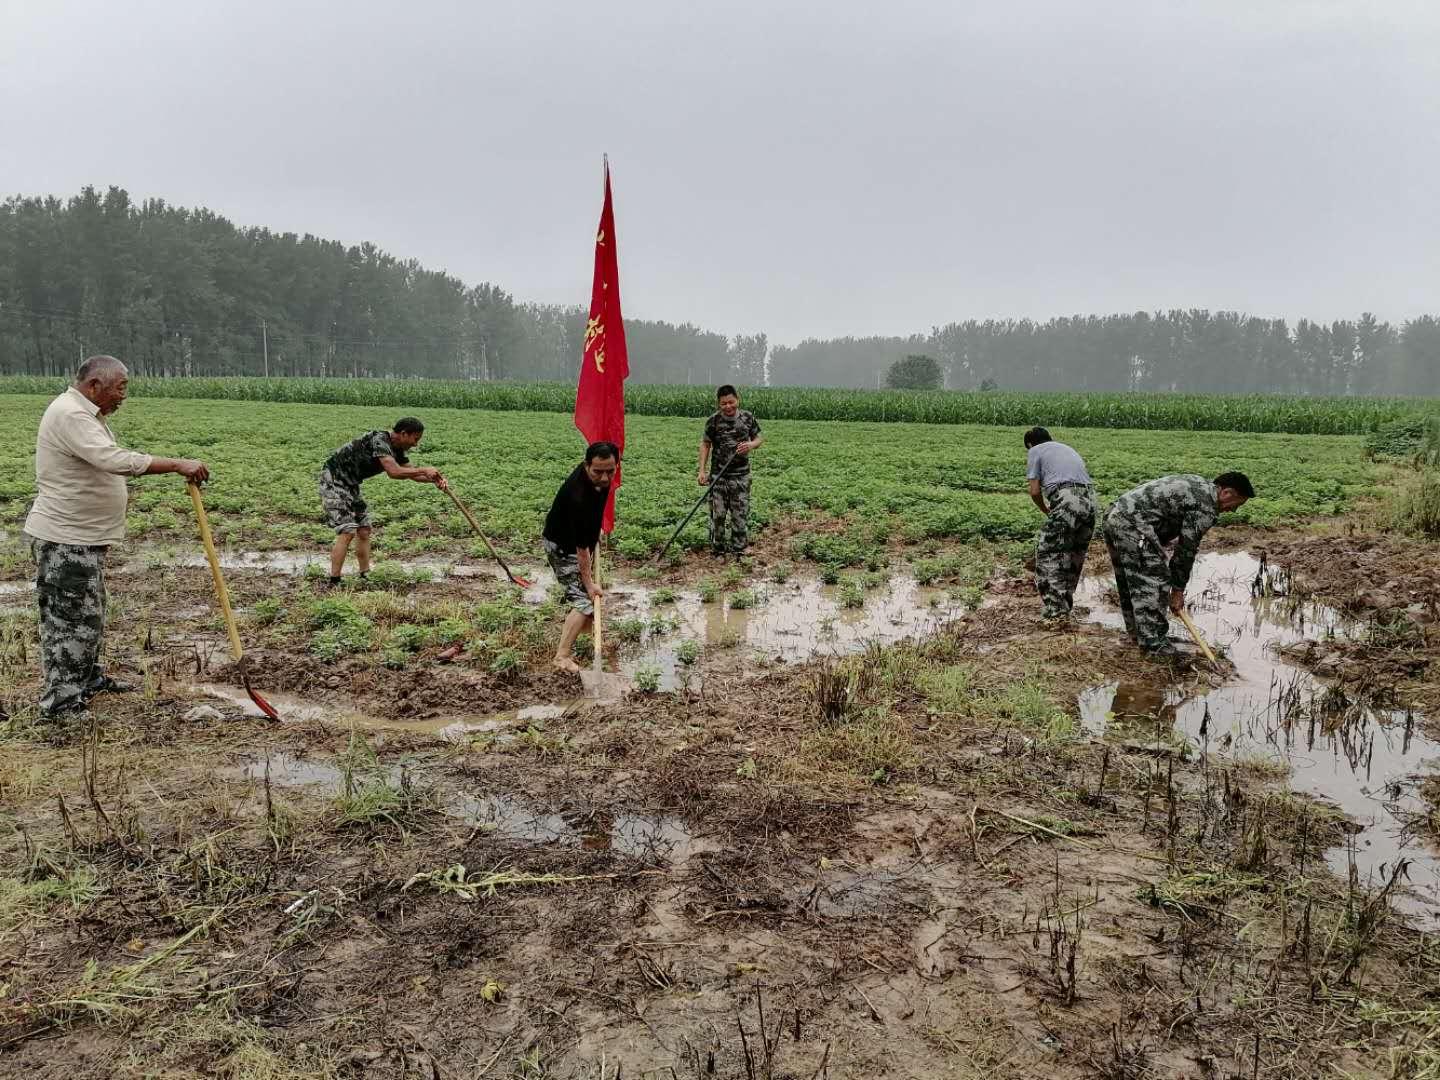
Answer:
[{"left": 1048, "top": 482, "right": 1092, "bottom": 494}]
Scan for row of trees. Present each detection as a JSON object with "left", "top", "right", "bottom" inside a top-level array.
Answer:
[
  {"left": 771, "top": 313, "right": 1440, "bottom": 396},
  {"left": 0, "top": 188, "right": 766, "bottom": 385},
  {"left": 2, "top": 187, "right": 1436, "bottom": 397}
]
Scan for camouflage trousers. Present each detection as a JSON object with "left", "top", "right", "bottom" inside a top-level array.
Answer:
[
  {"left": 1035, "top": 484, "right": 1096, "bottom": 617},
  {"left": 709, "top": 474, "right": 751, "bottom": 553},
  {"left": 30, "top": 538, "right": 109, "bottom": 716},
  {"left": 1101, "top": 513, "right": 1174, "bottom": 655},
  {"left": 318, "top": 468, "right": 372, "bottom": 534}
]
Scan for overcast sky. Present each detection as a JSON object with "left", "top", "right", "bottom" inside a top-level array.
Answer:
[{"left": 4, "top": 1, "right": 1437, "bottom": 345}]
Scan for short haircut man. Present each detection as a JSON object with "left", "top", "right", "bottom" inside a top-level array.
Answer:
[
  {"left": 544, "top": 442, "right": 620, "bottom": 672},
  {"left": 1023, "top": 427, "right": 1095, "bottom": 620},
  {"left": 699, "top": 386, "right": 763, "bottom": 557},
  {"left": 23, "top": 356, "right": 209, "bottom": 728},
  {"left": 1102, "top": 471, "right": 1255, "bottom": 663},
  {"left": 318, "top": 418, "right": 446, "bottom": 585}
]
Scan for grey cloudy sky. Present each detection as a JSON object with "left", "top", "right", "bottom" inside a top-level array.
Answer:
[{"left": 4, "top": 0, "right": 1437, "bottom": 344}]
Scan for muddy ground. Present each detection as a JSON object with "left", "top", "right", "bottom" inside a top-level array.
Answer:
[{"left": 1, "top": 520, "right": 1439, "bottom": 1079}]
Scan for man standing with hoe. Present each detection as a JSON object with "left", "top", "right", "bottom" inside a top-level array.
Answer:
[
  {"left": 1024, "top": 426, "right": 1096, "bottom": 622},
  {"left": 23, "top": 356, "right": 209, "bottom": 734},
  {"left": 319, "top": 417, "right": 446, "bottom": 586},
  {"left": 544, "top": 442, "right": 619, "bottom": 673},
  {"left": 1102, "top": 472, "right": 1254, "bottom": 665},
  {"left": 698, "top": 384, "right": 763, "bottom": 557}
]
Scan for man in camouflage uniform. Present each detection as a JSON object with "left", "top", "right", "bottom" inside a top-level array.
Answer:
[
  {"left": 23, "top": 356, "right": 208, "bottom": 732},
  {"left": 698, "top": 384, "right": 763, "bottom": 556},
  {"left": 1102, "top": 472, "right": 1255, "bottom": 661},
  {"left": 320, "top": 417, "right": 447, "bottom": 585},
  {"left": 1024, "top": 426, "right": 1096, "bottom": 620}
]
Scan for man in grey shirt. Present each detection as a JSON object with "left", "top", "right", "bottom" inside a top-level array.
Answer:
[{"left": 1024, "top": 426, "right": 1096, "bottom": 620}]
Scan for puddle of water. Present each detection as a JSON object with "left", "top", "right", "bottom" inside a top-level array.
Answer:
[
  {"left": 1077, "top": 552, "right": 1440, "bottom": 927},
  {"left": 218, "top": 751, "right": 354, "bottom": 787},
  {"left": 593, "top": 575, "right": 964, "bottom": 691},
  {"left": 120, "top": 545, "right": 550, "bottom": 595},
  {"left": 442, "top": 794, "right": 704, "bottom": 864},
  {"left": 193, "top": 683, "right": 569, "bottom": 741},
  {"left": 219, "top": 749, "right": 705, "bottom": 865},
  {"left": 124, "top": 549, "right": 324, "bottom": 575}
]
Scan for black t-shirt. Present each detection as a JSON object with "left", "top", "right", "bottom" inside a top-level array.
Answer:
[{"left": 543, "top": 464, "right": 608, "bottom": 554}]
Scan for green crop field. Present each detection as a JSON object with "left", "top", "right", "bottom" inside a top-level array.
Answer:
[
  {"left": 0, "top": 375, "right": 1433, "bottom": 434},
  {"left": 0, "top": 394, "right": 1385, "bottom": 567}
]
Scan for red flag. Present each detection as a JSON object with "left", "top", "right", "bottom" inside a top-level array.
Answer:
[{"left": 574, "top": 159, "right": 629, "bottom": 533}]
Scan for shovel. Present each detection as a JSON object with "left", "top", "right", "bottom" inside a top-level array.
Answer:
[
  {"left": 187, "top": 482, "right": 282, "bottom": 720},
  {"left": 653, "top": 454, "right": 736, "bottom": 563},
  {"left": 1174, "top": 606, "right": 1220, "bottom": 670},
  {"left": 444, "top": 486, "right": 534, "bottom": 589},
  {"left": 577, "top": 545, "right": 630, "bottom": 701}
]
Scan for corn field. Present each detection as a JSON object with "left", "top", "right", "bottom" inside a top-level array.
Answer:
[{"left": 0, "top": 375, "right": 1432, "bottom": 434}]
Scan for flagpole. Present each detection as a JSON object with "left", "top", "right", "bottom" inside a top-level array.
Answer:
[{"left": 592, "top": 540, "right": 604, "bottom": 676}]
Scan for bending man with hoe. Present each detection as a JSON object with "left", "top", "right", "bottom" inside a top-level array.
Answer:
[
  {"left": 699, "top": 384, "right": 763, "bottom": 557},
  {"left": 23, "top": 356, "right": 209, "bottom": 734},
  {"left": 544, "top": 442, "right": 619, "bottom": 673},
  {"left": 1102, "top": 472, "right": 1255, "bottom": 665},
  {"left": 319, "top": 418, "right": 446, "bottom": 586},
  {"left": 1024, "top": 426, "right": 1096, "bottom": 622}
]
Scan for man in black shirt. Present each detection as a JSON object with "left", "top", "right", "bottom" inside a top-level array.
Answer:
[
  {"left": 319, "top": 417, "right": 447, "bottom": 585},
  {"left": 543, "top": 441, "right": 619, "bottom": 672}
]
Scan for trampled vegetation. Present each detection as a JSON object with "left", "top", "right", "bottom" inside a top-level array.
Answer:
[
  {"left": 0, "top": 394, "right": 1382, "bottom": 560},
  {"left": 0, "top": 374, "right": 1433, "bottom": 434}
]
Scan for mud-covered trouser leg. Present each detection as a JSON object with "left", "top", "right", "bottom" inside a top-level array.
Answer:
[
  {"left": 1102, "top": 517, "right": 1172, "bottom": 653},
  {"left": 1035, "top": 486, "right": 1096, "bottom": 617},
  {"left": 33, "top": 540, "right": 107, "bottom": 716},
  {"left": 708, "top": 480, "right": 729, "bottom": 551},
  {"left": 725, "top": 475, "right": 751, "bottom": 552}
]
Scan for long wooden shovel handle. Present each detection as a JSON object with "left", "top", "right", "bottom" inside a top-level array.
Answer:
[
  {"left": 591, "top": 542, "right": 604, "bottom": 673},
  {"left": 445, "top": 486, "right": 531, "bottom": 586},
  {"left": 1175, "top": 607, "right": 1218, "bottom": 667},
  {"left": 188, "top": 482, "right": 245, "bottom": 662}
]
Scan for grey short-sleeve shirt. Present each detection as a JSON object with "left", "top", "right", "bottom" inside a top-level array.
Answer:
[{"left": 1026, "top": 441, "right": 1091, "bottom": 495}]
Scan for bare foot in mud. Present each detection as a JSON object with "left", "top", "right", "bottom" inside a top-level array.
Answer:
[{"left": 552, "top": 656, "right": 582, "bottom": 674}]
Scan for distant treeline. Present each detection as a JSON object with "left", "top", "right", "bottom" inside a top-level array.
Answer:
[
  {"left": 771, "top": 314, "right": 1440, "bottom": 396},
  {"left": 2, "top": 186, "right": 1437, "bottom": 397},
  {"left": 0, "top": 187, "right": 765, "bottom": 385}
]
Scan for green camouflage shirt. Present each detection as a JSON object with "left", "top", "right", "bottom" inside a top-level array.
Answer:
[
  {"left": 324, "top": 430, "right": 408, "bottom": 489},
  {"left": 703, "top": 409, "right": 761, "bottom": 478},
  {"left": 1106, "top": 474, "right": 1218, "bottom": 590}
]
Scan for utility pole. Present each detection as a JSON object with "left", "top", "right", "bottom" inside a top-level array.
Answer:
[{"left": 261, "top": 318, "right": 269, "bottom": 378}]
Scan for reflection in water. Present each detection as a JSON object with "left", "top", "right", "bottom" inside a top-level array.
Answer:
[
  {"left": 194, "top": 683, "right": 569, "bottom": 740},
  {"left": 219, "top": 754, "right": 702, "bottom": 865},
  {"left": 1077, "top": 552, "right": 1440, "bottom": 927},
  {"left": 598, "top": 575, "right": 965, "bottom": 691}
]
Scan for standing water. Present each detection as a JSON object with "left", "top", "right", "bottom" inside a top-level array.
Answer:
[{"left": 1076, "top": 552, "right": 1440, "bottom": 927}]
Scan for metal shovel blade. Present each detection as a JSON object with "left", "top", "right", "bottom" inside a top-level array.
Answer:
[{"left": 579, "top": 668, "right": 631, "bottom": 702}]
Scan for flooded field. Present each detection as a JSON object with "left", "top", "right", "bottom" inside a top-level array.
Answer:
[
  {"left": 5, "top": 522, "right": 1440, "bottom": 1078},
  {"left": 1077, "top": 552, "right": 1440, "bottom": 925}
]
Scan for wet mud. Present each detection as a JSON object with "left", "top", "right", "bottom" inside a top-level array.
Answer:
[{"left": 1077, "top": 551, "right": 1440, "bottom": 925}]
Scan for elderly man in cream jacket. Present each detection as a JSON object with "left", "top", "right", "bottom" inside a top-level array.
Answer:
[{"left": 22, "top": 356, "right": 208, "bottom": 732}]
